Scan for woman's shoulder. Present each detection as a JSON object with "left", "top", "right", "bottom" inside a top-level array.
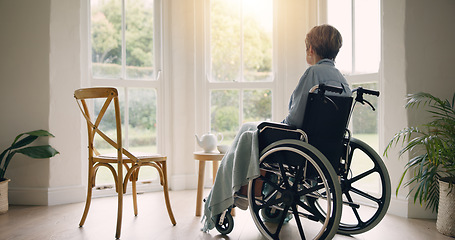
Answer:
[
  {"left": 315, "top": 59, "right": 336, "bottom": 68},
  {"left": 300, "top": 59, "right": 341, "bottom": 81},
  {"left": 304, "top": 59, "right": 333, "bottom": 72},
  {"left": 305, "top": 62, "right": 336, "bottom": 76}
]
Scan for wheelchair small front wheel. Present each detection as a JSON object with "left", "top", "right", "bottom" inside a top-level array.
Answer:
[{"left": 215, "top": 210, "right": 234, "bottom": 235}]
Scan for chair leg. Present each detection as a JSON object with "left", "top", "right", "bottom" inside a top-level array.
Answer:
[
  {"left": 80, "top": 166, "right": 95, "bottom": 227},
  {"left": 116, "top": 165, "right": 123, "bottom": 239},
  {"left": 79, "top": 183, "right": 93, "bottom": 227},
  {"left": 161, "top": 161, "right": 176, "bottom": 225},
  {"left": 115, "top": 190, "right": 123, "bottom": 239},
  {"left": 132, "top": 169, "right": 138, "bottom": 216}
]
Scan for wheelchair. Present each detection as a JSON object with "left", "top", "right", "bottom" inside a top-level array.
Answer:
[{"left": 214, "top": 84, "right": 391, "bottom": 240}]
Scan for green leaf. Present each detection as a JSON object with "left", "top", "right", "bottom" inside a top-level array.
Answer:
[
  {"left": 11, "top": 133, "right": 26, "bottom": 146},
  {"left": 10, "top": 130, "right": 54, "bottom": 147},
  {"left": 25, "top": 129, "right": 55, "bottom": 137},
  {"left": 0, "top": 149, "right": 9, "bottom": 165},
  {"left": 15, "top": 145, "right": 59, "bottom": 159},
  {"left": 0, "top": 151, "right": 16, "bottom": 179},
  {"left": 10, "top": 135, "right": 38, "bottom": 150}
]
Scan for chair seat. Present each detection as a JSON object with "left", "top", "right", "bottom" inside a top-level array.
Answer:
[{"left": 94, "top": 153, "right": 166, "bottom": 164}]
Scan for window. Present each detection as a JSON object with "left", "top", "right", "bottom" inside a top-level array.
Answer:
[
  {"left": 327, "top": 0, "right": 381, "bottom": 76},
  {"left": 208, "top": 0, "right": 274, "bottom": 144},
  {"left": 326, "top": 0, "right": 381, "bottom": 195},
  {"left": 90, "top": 0, "right": 163, "bottom": 190},
  {"left": 326, "top": 0, "right": 381, "bottom": 151}
]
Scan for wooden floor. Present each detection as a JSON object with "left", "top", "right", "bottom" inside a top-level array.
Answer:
[{"left": 0, "top": 189, "right": 452, "bottom": 240}]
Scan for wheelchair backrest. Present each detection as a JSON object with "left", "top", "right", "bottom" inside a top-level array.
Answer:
[{"left": 301, "top": 92, "right": 353, "bottom": 170}]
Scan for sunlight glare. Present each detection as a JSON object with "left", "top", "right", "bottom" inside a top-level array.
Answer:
[
  {"left": 327, "top": 0, "right": 380, "bottom": 75},
  {"left": 243, "top": 0, "right": 273, "bottom": 32}
]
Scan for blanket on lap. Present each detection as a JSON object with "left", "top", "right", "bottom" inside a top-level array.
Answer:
[{"left": 202, "top": 122, "right": 260, "bottom": 232}]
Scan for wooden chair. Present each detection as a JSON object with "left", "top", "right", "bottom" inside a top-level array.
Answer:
[{"left": 74, "top": 87, "right": 176, "bottom": 239}]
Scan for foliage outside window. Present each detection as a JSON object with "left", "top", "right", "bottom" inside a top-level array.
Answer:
[
  {"left": 90, "top": 0, "right": 160, "bottom": 186},
  {"left": 209, "top": 0, "right": 274, "bottom": 144},
  {"left": 91, "top": 0, "right": 155, "bottom": 79},
  {"left": 210, "top": 0, "right": 273, "bottom": 82},
  {"left": 211, "top": 89, "right": 272, "bottom": 142}
]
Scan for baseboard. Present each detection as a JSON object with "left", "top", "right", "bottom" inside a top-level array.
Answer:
[
  {"left": 387, "top": 195, "right": 409, "bottom": 217},
  {"left": 407, "top": 200, "right": 437, "bottom": 219},
  {"left": 8, "top": 174, "right": 209, "bottom": 205},
  {"left": 9, "top": 185, "right": 86, "bottom": 206},
  {"left": 170, "top": 174, "right": 198, "bottom": 191},
  {"left": 47, "top": 185, "right": 86, "bottom": 205},
  {"left": 9, "top": 187, "right": 48, "bottom": 205},
  {"left": 387, "top": 195, "right": 438, "bottom": 219}
]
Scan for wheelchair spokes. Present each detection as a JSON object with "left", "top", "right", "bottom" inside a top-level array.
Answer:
[
  {"left": 336, "top": 138, "right": 391, "bottom": 234},
  {"left": 248, "top": 142, "right": 342, "bottom": 240},
  {"left": 307, "top": 138, "right": 391, "bottom": 235}
]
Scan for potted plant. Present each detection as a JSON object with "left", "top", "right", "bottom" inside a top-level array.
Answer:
[
  {"left": 0, "top": 130, "right": 59, "bottom": 214},
  {"left": 384, "top": 92, "right": 455, "bottom": 237}
]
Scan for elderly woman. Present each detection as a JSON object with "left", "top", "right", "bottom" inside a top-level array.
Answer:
[{"left": 202, "top": 24, "right": 351, "bottom": 232}]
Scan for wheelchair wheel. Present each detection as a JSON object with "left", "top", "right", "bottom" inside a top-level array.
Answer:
[
  {"left": 248, "top": 140, "right": 342, "bottom": 240},
  {"left": 215, "top": 210, "right": 234, "bottom": 235},
  {"left": 309, "top": 138, "right": 391, "bottom": 235}
]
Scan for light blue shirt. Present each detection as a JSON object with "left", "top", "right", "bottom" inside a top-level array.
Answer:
[{"left": 283, "top": 59, "right": 351, "bottom": 129}]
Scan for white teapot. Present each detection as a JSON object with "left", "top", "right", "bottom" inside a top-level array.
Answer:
[{"left": 195, "top": 132, "right": 223, "bottom": 153}]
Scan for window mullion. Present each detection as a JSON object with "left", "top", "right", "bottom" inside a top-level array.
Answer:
[
  {"left": 124, "top": 88, "right": 129, "bottom": 149},
  {"left": 239, "top": 89, "right": 244, "bottom": 126},
  {"left": 240, "top": 0, "right": 244, "bottom": 82},
  {"left": 154, "top": 0, "right": 162, "bottom": 81},
  {"left": 351, "top": 0, "right": 356, "bottom": 74},
  {"left": 121, "top": 0, "right": 128, "bottom": 148},
  {"left": 121, "top": 0, "right": 127, "bottom": 80}
]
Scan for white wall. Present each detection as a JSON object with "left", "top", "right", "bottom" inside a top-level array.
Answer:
[
  {"left": 0, "top": 0, "right": 86, "bottom": 205},
  {"left": 0, "top": 0, "right": 52, "bottom": 204},
  {"left": 48, "top": 0, "right": 87, "bottom": 205},
  {"left": 382, "top": 0, "right": 410, "bottom": 217},
  {"left": 166, "top": 0, "right": 198, "bottom": 190},
  {"left": 382, "top": 0, "right": 455, "bottom": 218},
  {"left": 1, "top": 1, "right": 455, "bottom": 222},
  {"left": 405, "top": 0, "right": 455, "bottom": 103},
  {"left": 403, "top": 0, "right": 455, "bottom": 218}
]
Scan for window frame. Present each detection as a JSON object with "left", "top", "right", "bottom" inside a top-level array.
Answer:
[
  {"left": 202, "top": 0, "right": 278, "bottom": 132},
  {"left": 319, "top": 0, "right": 381, "bottom": 86},
  {"left": 320, "top": 0, "right": 383, "bottom": 198},
  {"left": 87, "top": 0, "right": 166, "bottom": 194}
]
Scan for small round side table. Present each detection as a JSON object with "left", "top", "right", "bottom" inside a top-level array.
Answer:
[{"left": 193, "top": 151, "right": 224, "bottom": 217}]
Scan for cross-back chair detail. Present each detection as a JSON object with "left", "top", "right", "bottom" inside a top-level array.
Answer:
[{"left": 74, "top": 87, "right": 176, "bottom": 239}]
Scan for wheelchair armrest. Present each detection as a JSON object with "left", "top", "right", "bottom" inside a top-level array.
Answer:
[
  {"left": 257, "top": 122, "right": 298, "bottom": 132},
  {"left": 257, "top": 122, "right": 307, "bottom": 151}
]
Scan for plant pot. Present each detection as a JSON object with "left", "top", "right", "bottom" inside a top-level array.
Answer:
[
  {"left": 436, "top": 177, "right": 455, "bottom": 237},
  {"left": 0, "top": 178, "right": 11, "bottom": 214}
]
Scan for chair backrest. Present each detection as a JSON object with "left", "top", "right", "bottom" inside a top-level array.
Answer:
[
  {"left": 301, "top": 92, "right": 353, "bottom": 171},
  {"left": 74, "top": 87, "right": 137, "bottom": 161}
]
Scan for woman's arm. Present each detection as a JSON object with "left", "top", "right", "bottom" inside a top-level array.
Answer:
[{"left": 283, "top": 68, "right": 317, "bottom": 129}]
